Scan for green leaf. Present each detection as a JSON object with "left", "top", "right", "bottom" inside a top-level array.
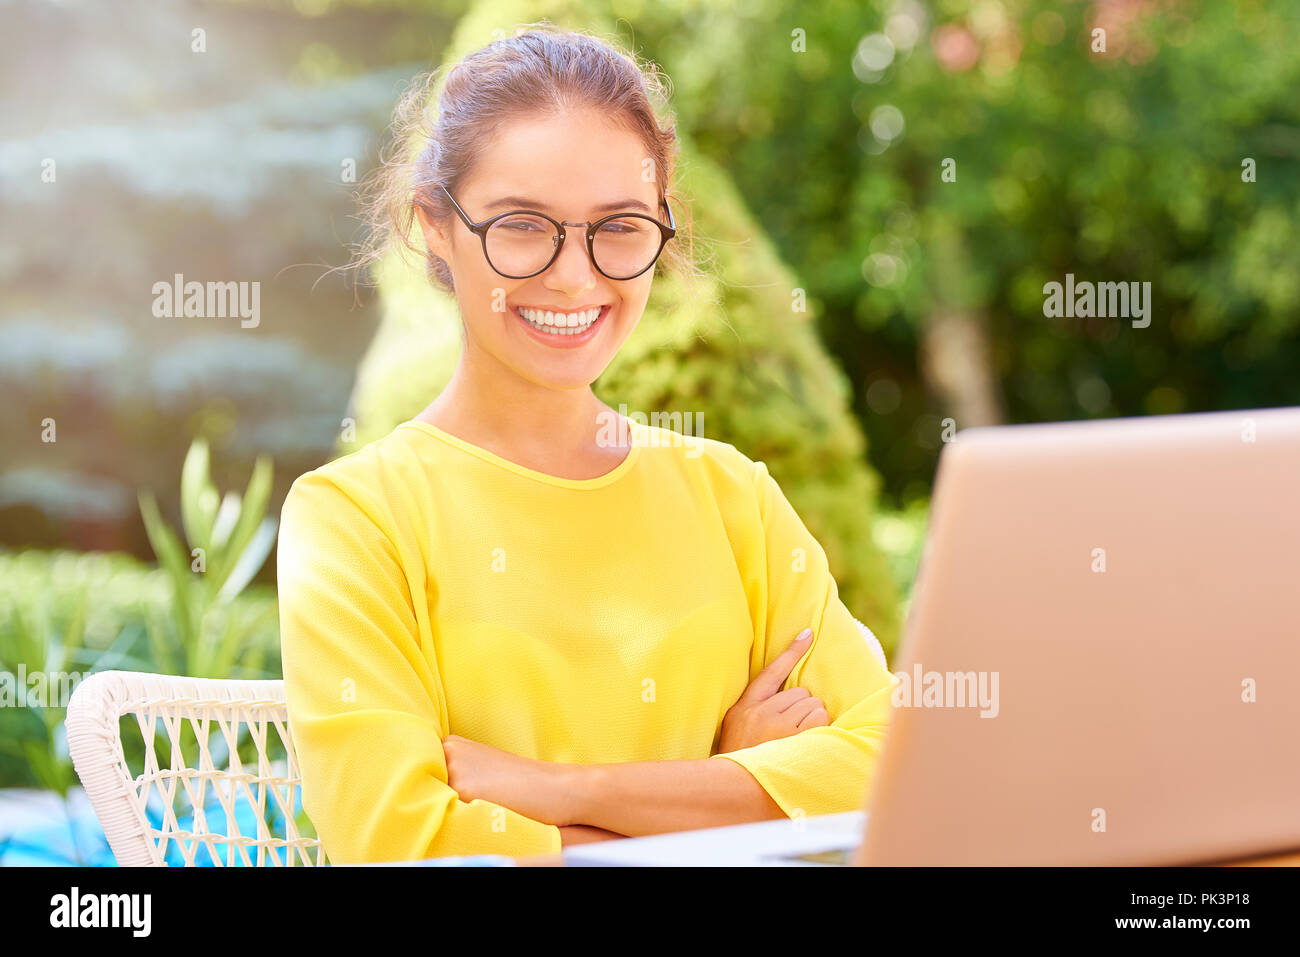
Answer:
[
  {"left": 54, "top": 591, "right": 88, "bottom": 674},
  {"left": 7, "top": 602, "right": 45, "bottom": 676},
  {"left": 209, "top": 491, "right": 242, "bottom": 549},
  {"left": 180, "top": 438, "right": 220, "bottom": 555},
  {"left": 23, "top": 738, "right": 69, "bottom": 797},
  {"left": 210, "top": 455, "right": 273, "bottom": 592},
  {"left": 143, "top": 594, "right": 178, "bottom": 676},
  {"left": 68, "top": 621, "right": 144, "bottom": 674},
  {"left": 138, "top": 491, "right": 196, "bottom": 650},
  {"left": 215, "top": 518, "right": 277, "bottom": 605}
]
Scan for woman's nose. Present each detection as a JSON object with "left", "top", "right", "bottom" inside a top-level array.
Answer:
[{"left": 546, "top": 229, "right": 600, "bottom": 287}]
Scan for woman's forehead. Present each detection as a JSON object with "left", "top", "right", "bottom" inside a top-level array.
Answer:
[{"left": 464, "top": 113, "right": 658, "bottom": 207}]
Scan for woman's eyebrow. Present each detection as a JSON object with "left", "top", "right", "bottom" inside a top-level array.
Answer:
[{"left": 484, "top": 195, "right": 654, "bottom": 214}]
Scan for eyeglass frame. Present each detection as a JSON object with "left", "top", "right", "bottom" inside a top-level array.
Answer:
[{"left": 438, "top": 184, "right": 677, "bottom": 281}]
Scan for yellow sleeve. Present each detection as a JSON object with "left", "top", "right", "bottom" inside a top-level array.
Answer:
[
  {"left": 277, "top": 470, "right": 562, "bottom": 863},
  {"left": 712, "top": 459, "right": 896, "bottom": 818}
]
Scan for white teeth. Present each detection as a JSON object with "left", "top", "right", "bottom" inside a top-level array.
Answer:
[
  {"left": 519, "top": 306, "right": 599, "bottom": 326},
  {"left": 516, "top": 305, "right": 603, "bottom": 336}
]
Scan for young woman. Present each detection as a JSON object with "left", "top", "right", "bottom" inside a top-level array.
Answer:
[{"left": 277, "top": 26, "right": 895, "bottom": 863}]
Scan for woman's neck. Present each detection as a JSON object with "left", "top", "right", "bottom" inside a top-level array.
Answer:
[{"left": 414, "top": 364, "right": 628, "bottom": 478}]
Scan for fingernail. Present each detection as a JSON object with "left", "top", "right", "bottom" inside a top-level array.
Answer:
[{"left": 798, "top": 628, "right": 813, "bottom": 641}]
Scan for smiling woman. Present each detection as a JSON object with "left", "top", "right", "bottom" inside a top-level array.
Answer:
[{"left": 277, "top": 24, "right": 896, "bottom": 864}]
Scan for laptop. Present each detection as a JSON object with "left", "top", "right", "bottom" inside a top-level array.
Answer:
[{"left": 565, "top": 406, "right": 1300, "bottom": 866}]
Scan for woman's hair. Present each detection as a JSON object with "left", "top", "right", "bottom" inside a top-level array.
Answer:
[{"left": 348, "top": 23, "right": 700, "bottom": 295}]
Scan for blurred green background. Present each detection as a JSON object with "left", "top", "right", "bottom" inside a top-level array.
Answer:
[{"left": 1, "top": 0, "right": 1298, "bottom": 834}]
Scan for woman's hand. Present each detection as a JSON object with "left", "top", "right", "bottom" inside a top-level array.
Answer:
[
  {"left": 718, "top": 627, "right": 830, "bottom": 753},
  {"left": 442, "top": 734, "right": 575, "bottom": 826}
]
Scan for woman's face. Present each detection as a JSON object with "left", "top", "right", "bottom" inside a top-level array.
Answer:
[{"left": 419, "top": 108, "right": 662, "bottom": 393}]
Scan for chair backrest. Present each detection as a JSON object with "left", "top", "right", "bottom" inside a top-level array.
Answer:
[
  {"left": 854, "top": 617, "right": 889, "bottom": 670},
  {"left": 65, "top": 670, "right": 325, "bottom": 867}
]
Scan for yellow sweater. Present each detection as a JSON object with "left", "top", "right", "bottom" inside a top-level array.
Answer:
[{"left": 277, "top": 418, "right": 894, "bottom": 863}]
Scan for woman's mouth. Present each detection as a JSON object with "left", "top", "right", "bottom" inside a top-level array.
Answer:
[{"left": 512, "top": 303, "right": 610, "bottom": 346}]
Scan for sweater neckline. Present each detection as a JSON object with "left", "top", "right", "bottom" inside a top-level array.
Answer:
[{"left": 399, "top": 418, "right": 644, "bottom": 490}]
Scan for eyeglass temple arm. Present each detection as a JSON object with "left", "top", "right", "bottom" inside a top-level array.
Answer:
[
  {"left": 439, "top": 185, "right": 482, "bottom": 231},
  {"left": 661, "top": 196, "right": 676, "bottom": 232}
]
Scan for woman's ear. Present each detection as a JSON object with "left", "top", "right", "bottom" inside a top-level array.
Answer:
[{"left": 415, "top": 202, "right": 452, "bottom": 264}]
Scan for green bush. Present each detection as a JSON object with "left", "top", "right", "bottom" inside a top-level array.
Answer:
[
  {"left": 0, "top": 439, "right": 281, "bottom": 792},
  {"left": 0, "top": 549, "right": 281, "bottom": 791}
]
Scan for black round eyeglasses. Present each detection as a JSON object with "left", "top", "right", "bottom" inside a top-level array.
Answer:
[{"left": 439, "top": 185, "right": 677, "bottom": 281}]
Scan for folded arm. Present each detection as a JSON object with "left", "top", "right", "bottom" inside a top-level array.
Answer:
[
  {"left": 448, "top": 676, "right": 889, "bottom": 836},
  {"left": 456, "top": 682, "right": 889, "bottom": 837},
  {"left": 448, "top": 458, "right": 896, "bottom": 837},
  {"left": 581, "top": 459, "right": 896, "bottom": 831}
]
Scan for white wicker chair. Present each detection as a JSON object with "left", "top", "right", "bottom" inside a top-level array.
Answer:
[
  {"left": 855, "top": 617, "right": 889, "bottom": 670},
  {"left": 65, "top": 670, "right": 325, "bottom": 867}
]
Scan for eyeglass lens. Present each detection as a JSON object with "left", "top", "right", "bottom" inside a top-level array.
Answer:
[{"left": 484, "top": 213, "right": 662, "bottom": 278}]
